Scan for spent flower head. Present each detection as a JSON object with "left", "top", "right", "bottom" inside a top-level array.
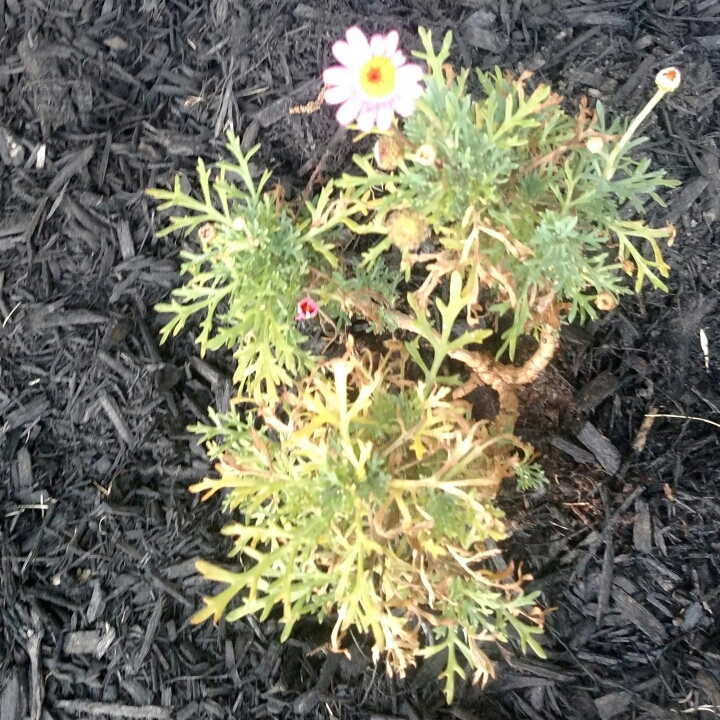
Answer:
[
  {"left": 323, "top": 27, "right": 424, "bottom": 131},
  {"left": 413, "top": 144, "right": 438, "bottom": 166},
  {"left": 585, "top": 136, "right": 604, "bottom": 154},
  {"left": 373, "top": 135, "right": 405, "bottom": 170}
]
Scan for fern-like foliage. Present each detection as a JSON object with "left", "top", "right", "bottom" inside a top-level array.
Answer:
[
  {"left": 335, "top": 28, "right": 677, "bottom": 358},
  {"left": 190, "top": 340, "right": 544, "bottom": 702},
  {"left": 148, "top": 134, "right": 338, "bottom": 404}
]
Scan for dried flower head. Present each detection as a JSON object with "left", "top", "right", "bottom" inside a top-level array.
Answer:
[
  {"left": 594, "top": 292, "right": 617, "bottom": 312},
  {"left": 374, "top": 135, "right": 405, "bottom": 170},
  {"left": 295, "top": 297, "right": 319, "bottom": 322},
  {"left": 386, "top": 209, "right": 430, "bottom": 252},
  {"left": 622, "top": 260, "right": 636, "bottom": 275},
  {"left": 585, "top": 137, "right": 604, "bottom": 154},
  {"left": 655, "top": 67, "right": 681, "bottom": 93},
  {"left": 413, "top": 144, "right": 437, "bottom": 166},
  {"left": 323, "top": 27, "right": 424, "bottom": 132},
  {"left": 666, "top": 223, "right": 676, "bottom": 247},
  {"left": 198, "top": 223, "right": 217, "bottom": 245}
]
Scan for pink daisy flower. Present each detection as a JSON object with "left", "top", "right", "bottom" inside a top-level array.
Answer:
[
  {"left": 323, "top": 27, "right": 424, "bottom": 132},
  {"left": 295, "top": 297, "right": 319, "bottom": 322}
]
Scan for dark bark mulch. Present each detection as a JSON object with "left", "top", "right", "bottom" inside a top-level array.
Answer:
[{"left": 1, "top": 1, "right": 719, "bottom": 719}]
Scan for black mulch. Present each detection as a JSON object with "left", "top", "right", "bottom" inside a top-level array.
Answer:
[{"left": 1, "top": 1, "right": 719, "bottom": 719}]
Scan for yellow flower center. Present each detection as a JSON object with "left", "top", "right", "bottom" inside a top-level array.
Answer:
[{"left": 359, "top": 57, "right": 396, "bottom": 98}]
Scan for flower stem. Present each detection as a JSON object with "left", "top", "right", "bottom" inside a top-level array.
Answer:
[{"left": 603, "top": 88, "right": 667, "bottom": 181}]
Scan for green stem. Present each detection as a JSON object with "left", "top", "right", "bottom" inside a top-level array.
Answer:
[{"left": 603, "top": 88, "right": 667, "bottom": 180}]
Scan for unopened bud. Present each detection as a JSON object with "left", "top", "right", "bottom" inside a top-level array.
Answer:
[
  {"left": 595, "top": 292, "right": 617, "bottom": 312},
  {"left": 414, "top": 144, "right": 437, "bottom": 166},
  {"left": 655, "top": 67, "right": 681, "bottom": 93},
  {"left": 585, "top": 136, "right": 604, "bottom": 154},
  {"left": 373, "top": 135, "right": 404, "bottom": 170},
  {"left": 232, "top": 216, "right": 247, "bottom": 232},
  {"left": 386, "top": 209, "right": 430, "bottom": 252}
]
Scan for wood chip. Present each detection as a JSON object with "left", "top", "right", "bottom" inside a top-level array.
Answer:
[
  {"left": 551, "top": 436, "right": 596, "bottom": 463},
  {"left": 576, "top": 422, "right": 621, "bottom": 475},
  {"left": 464, "top": 11, "right": 508, "bottom": 52},
  {"left": 663, "top": 176, "right": 710, "bottom": 224},
  {"left": 47, "top": 145, "right": 95, "bottom": 195},
  {"left": 99, "top": 392, "right": 135, "bottom": 448},
  {"left": 4, "top": 397, "right": 50, "bottom": 431},
  {"left": 132, "top": 595, "right": 164, "bottom": 673},
  {"left": 54, "top": 700, "right": 171, "bottom": 719},
  {"left": 633, "top": 499, "right": 653, "bottom": 553},
  {"left": 117, "top": 219, "right": 135, "bottom": 259},
  {"left": 0, "top": 669, "right": 21, "bottom": 720},
  {"left": 64, "top": 630, "right": 103, "bottom": 655},
  {"left": 610, "top": 53, "right": 656, "bottom": 106},
  {"left": 596, "top": 539, "right": 614, "bottom": 625},
  {"left": 564, "top": 9, "right": 631, "bottom": 28},
  {"left": 576, "top": 371, "right": 619, "bottom": 412},
  {"left": 696, "top": 35, "right": 720, "bottom": 50},
  {"left": 26, "top": 626, "right": 43, "bottom": 720},
  {"left": 16, "top": 446, "right": 34, "bottom": 488},
  {"left": 31, "top": 310, "right": 107, "bottom": 329},
  {"left": 613, "top": 586, "right": 668, "bottom": 644},
  {"left": 594, "top": 691, "right": 632, "bottom": 720}
]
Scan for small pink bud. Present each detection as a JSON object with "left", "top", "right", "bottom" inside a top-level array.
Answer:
[{"left": 295, "top": 297, "right": 319, "bottom": 322}]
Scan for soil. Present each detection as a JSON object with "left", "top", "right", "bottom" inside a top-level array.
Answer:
[{"left": 1, "top": 1, "right": 719, "bottom": 719}]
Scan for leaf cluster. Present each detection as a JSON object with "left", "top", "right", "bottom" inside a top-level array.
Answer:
[
  {"left": 190, "top": 341, "right": 544, "bottom": 702},
  {"left": 148, "top": 134, "right": 339, "bottom": 403},
  {"left": 335, "top": 28, "right": 677, "bottom": 356}
]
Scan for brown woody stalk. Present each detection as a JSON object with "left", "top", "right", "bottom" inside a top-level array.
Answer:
[{"left": 390, "top": 309, "right": 560, "bottom": 430}]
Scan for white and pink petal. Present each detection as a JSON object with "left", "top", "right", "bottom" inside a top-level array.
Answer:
[
  {"left": 375, "top": 102, "right": 394, "bottom": 131},
  {"left": 344, "top": 27, "right": 372, "bottom": 59},
  {"left": 332, "top": 37, "right": 370, "bottom": 69},
  {"left": 393, "top": 95, "right": 416, "bottom": 117},
  {"left": 323, "top": 65, "right": 355, "bottom": 86},
  {"left": 369, "top": 34, "right": 386, "bottom": 56},
  {"left": 357, "top": 104, "right": 378, "bottom": 132},
  {"left": 324, "top": 84, "right": 355, "bottom": 105},
  {"left": 383, "top": 31, "right": 399, "bottom": 57},
  {"left": 396, "top": 64, "right": 424, "bottom": 85},
  {"left": 391, "top": 50, "right": 406, "bottom": 67},
  {"left": 335, "top": 96, "right": 363, "bottom": 125}
]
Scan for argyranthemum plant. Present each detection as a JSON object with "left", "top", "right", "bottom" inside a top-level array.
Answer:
[{"left": 150, "top": 25, "right": 680, "bottom": 704}]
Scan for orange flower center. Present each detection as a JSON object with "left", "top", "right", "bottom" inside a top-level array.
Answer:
[{"left": 359, "top": 56, "right": 396, "bottom": 99}]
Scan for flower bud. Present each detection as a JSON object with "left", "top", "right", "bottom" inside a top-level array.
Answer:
[
  {"left": 373, "top": 135, "right": 404, "bottom": 170},
  {"left": 232, "top": 216, "right": 247, "bottom": 231},
  {"left": 595, "top": 292, "right": 617, "bottom": 312},
  {"left": 295, "top": 297, "right": 319, "bottom": 322},
  {"left": 585, "top": 136, "right": 604, "bottom": 154},
  {"left": 413, "top": 144, "right": 437, "bottom": 166},
  {"left": 655, "top": 67, "right": 681, "bottom": 93},
  {"left": 386, "top": 209, "right": 430, "bottom": 252}
]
